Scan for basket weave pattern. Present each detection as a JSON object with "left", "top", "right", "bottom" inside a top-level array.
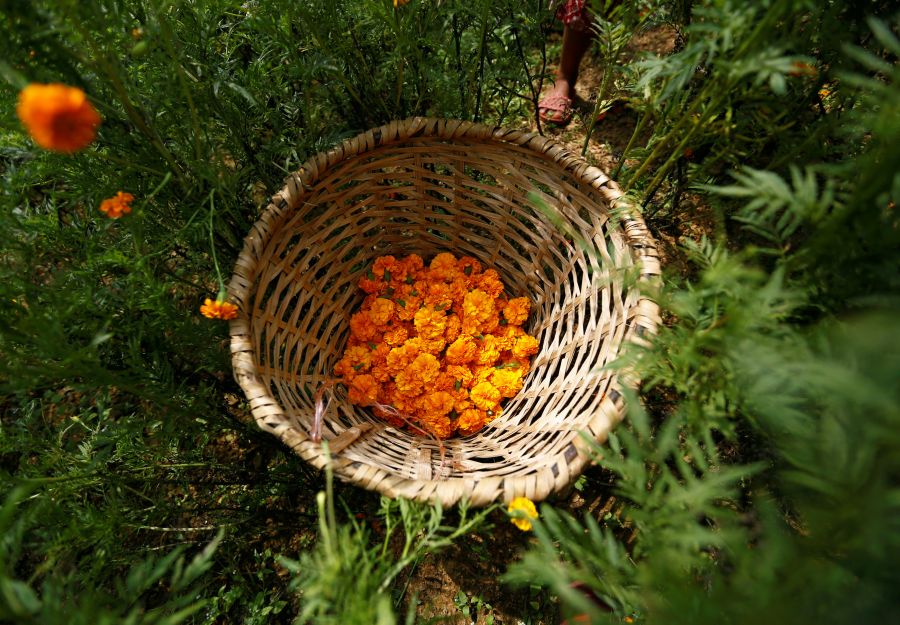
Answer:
[{"left": 228, "top": 118, "right": 660, "bottom": 506}]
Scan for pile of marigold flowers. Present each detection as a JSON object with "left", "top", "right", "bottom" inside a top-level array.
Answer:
[{"left": 334, "top": 253, "right": 540, "bottom": 439}]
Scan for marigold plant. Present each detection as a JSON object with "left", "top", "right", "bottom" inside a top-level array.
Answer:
[
  {"left": 16, "top": 83, "right": 101, "bottom": 153},
  {"left": 334, "top": 253, "right": 540, "bottom": 439}
]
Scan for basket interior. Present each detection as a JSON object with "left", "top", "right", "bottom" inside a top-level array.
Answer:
[{"left": 231, "top": 127, "right": 656, "bottom": 504}]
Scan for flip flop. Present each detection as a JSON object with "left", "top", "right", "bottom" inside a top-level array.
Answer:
[{"left": 538, "top": 94, "right": 574, "bottom": 126}]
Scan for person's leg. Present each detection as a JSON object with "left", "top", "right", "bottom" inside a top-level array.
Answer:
[{"left": 539, "top": 23, "right": 595, "bottom": 124}]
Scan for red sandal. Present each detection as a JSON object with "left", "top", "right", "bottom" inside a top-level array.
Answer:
[{"left": 538, "top": 94, "right": 574, "bottom": 126}]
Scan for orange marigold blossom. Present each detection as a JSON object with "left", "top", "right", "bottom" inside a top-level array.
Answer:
[
  {"left": 503, "top": 297, "right": 531, "bottom": 326},
  {"left": 17, "top": 83, "right": 101, "bottom": 153},
  {"left": 348, "top": 374, "right": 379, "bottom": 406},
  {"left": 508, "top": 496, "right": 539, "bottom": 531},
  {"left": 512, "top": 334, "right": 540, "bottom": 360},
  {"left": 335, "top": 253, "right": 539, "bottom": 438},
  {"left": 369, "top": 297, "right": 396, "bottom": 326},
  {"left": 470, "top": 381, "right": 501, "bottom": 411},
  {"left": 200, "top": 296, "right": 238, "bottom": 320},
  {"left": 458, "top": 408, "right": 488, "bottom": 435},
  {"left": 98, "top": 191, "right": 134, "bottom": 219}
]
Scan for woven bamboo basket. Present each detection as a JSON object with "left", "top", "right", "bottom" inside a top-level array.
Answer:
[{"left": 228, "top": 118, "right": 660, "bottom": 507}]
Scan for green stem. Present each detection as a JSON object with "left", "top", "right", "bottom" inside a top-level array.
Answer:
[
  {"left": 207, "top": 191, "right": 225, "bottom": 298},
  {"left": 611, "top": 109, "right": 651, "bottom": 179}
]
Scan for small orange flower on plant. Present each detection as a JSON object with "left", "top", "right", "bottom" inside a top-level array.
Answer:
[
  {"left": 98, "top": 191, "right": 134, "bottom": 219},
  {"left": 200, "top": 295, "right": 238, "bottom": 320},
  {"left": 16, "top": 83, "right": 101, "bottom": 153},
  {"left": 508, "top": 497, "right": 539, "bottom": 531}
]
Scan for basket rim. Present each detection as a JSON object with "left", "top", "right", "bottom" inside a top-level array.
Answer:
[{"left": 227, "top": 117, "right": 661, "bottom": 506}]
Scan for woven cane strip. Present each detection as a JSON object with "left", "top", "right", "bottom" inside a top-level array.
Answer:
[{"left": 228, "top": 118, "right": 660, "bottom": 506}]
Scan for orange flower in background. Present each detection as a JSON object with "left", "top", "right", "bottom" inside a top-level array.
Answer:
[
  {"left": 98, "top": 191, "right": 134, "bottom": 219},
  {"left": 17, "top": 83, "right": 101, "bottom": 153},
  {"left": 393, "top": 0, "right": 410, "bottom": 7},
  {"left": 335, "top": 253, "right": 539, "bottom": 439},
  {"left": 200, "top": 296, "right": 238, "bottom": 320},
  {"left": 788, "top": 61, "right": 817, "bottom": 77}
]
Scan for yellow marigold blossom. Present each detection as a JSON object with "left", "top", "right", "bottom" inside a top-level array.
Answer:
[
  {"left": 200, "top": 296, "right": 238, "bottom": 320},
  {"left": 418, "top": 414, "right": 454, "bottom": 439},
  {"left": 491, "top": 367, "right": 524, "bottom": 398},
  {"left": 423, "top": 282, "right": 452, "bottom": 308},
  {"left": 503, "top": 297, "right": 531, "bottom": 326},
  {"left": 445, "top": 335, "right": 478, "bottom": 365},
  {"left": 475, "top": 335, "right": 502, "bottom": 366},
  {"left": 17, "top": 83, "right": 101, "bottom": 153},
  {"left": 348, "top": 374, "right": 379, "bottom": 406},
  {"left": 512, "top": 335, "right": 540, "bottom": 360},
  {"left": 413, "top": 306, "right": 447, "bottom": 340},
  {"left": 99, "top": 191, "right": 134, "bottom": 219},
  {"left": 508, "top": 497, "right": 538, "bottom": 531},
  {"left": 457, "top": 408, "right": 488, "bottom": 435},
  {"left": 394, "top": 367, "right": 424, "bottom": 396},
  {"left": 494, "top": 325, "right": 524, "bottom": 351},
  {"left": 470, "top": 381, "right": 501, "bottom": 411},
  {"left": 369, "top": 297, "right": 396, "bottom": 326}
]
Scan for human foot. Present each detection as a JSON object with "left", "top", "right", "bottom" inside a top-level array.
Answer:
[{"left": 538, "top": 81, "right": 576, "bottom": 126}]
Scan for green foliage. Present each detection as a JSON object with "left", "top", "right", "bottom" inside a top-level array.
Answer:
[{"left": 279, "top": 453, "right": 496, "bottom": 625}]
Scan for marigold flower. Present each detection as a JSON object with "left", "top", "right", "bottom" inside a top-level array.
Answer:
[
  {"left": 477, "top": 269, "right": 504, "bottom": 298},
  {"left": 17, "top": 83, "right": 101, "bottom": 153},
  {"left": 470, "top": 381, "right": 501, "bottom": 411},
  {"left": 369, "top": 297, "right": 396, "bottom": 326},
  {"left": 508, "top": 496, "right": 538, "bottom": 531},
  {"left": 457, "top": 408, "right": 487, "bottom": 435},
  {"left": 386, "top": 338, "right": 423, "bottom": 375},
  {"left": 445, "top": 335, "right": 478, "bottom": 365},
  {"left": 348, "top": 374, "right": 380, "bottom": 406},
  {"left": 98, "top": 191, "right": 134, "bottom": 219},
  {"left": 413, "top": 306, "right": 447, "bottom": 340},
  {"left": 407, "top": 352, "right": 441, "bottom": 385},
  {"left": 393, "top": 0, "right": 410, "bottom": 7},
  {"left": 444, "top": 313, "right": 461, "bottom": 343},
  {"left": 200, "top": 296, "right": 238, "bottom": 320},
  {"left": 503, "top": 297, "right": 531, "bottom": 326},
  {"left": 419, "top": 390, "right": 455, "bottom": 416},
  {"left": 512, "top": 335, "right": 540, "bottom": 360},
  {"left": 461, "top": 288, "right": 495, "bottom": 334},
  {"left": 428, "top": 252, "right": 459, "bottom": 281},
  {"left": 350, "top": 311, "right": 379, "bottom": 342},
  {"left": 334, "top": 345, "right": 372, "bottom": 378},
  {"left": 383, "top": 325, "right": 409, "bottom": 347},
  {"left": 475, "top": 335, "right": 502, "bottom": 366},
  {"left": 490, "top": 368, "right": 524, "bottom": 398}
]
